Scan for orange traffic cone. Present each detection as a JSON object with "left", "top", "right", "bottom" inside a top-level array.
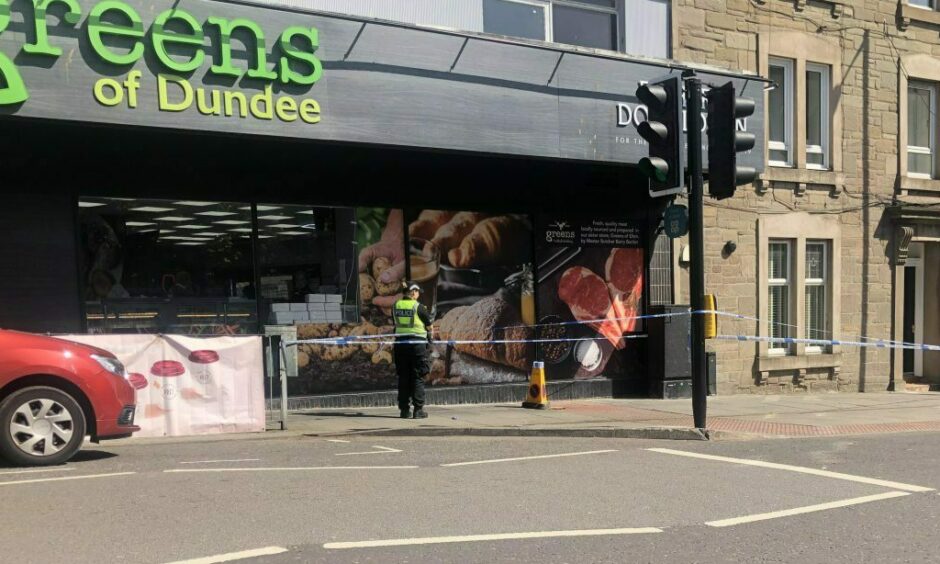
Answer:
[{"left": 522, "top": 361, "right": 549, "bottom": 409}]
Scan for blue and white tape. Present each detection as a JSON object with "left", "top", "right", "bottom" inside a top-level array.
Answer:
[{"left": 279, "top": 309, "right": 940, "bottom": 352}]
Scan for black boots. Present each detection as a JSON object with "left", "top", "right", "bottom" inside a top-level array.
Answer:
[
  {"left": 400, "top": 409, "right": 410, "bottom": 419},
  {"left": 413, "top": 408, "right": 428, "bottom": 419}
]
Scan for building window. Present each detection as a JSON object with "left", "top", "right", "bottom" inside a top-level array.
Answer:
[
  {"left": 908, "top": 0, "right": 933, "bottom": 9},
  {"left": 768, "top": 240, "right": 791, "bottom": 355},
  {"left": 483, "top": 0, "right": 619, "bottom": 51},
  {"left": 482, "top": 0, "right": 549, "bottom": 42},
  {"left": 78, "top": 198, "right": 257, "bottom": 334},
  {"left": 768, "top": 58, "right": 793, "bottom": 167},
  {"left": 804, "top": 241, "right": 828, "bottom": 353},
  {"left": 257, "top": 205, "right": 359, "bottom": 326},
  {"left": 805, "top": 63, "right": 830, "bottom": 170},
  {"left": 907, "top": 81, "right": 935, "bottom": 179},
  {"left": 553, "top": 1, "right": 618, "bottom": 51},
  {"left": 78, "top": 198, "right": 360, "bottom": 334}
]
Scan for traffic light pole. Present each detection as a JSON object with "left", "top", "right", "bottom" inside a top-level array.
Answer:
[{"left": 684, "top": 73, "right": 707, "bottom": 430}]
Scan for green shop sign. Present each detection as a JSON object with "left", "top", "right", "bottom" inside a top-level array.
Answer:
[{"left": 0, "top": 0, "right": 323, "bottom": 123}]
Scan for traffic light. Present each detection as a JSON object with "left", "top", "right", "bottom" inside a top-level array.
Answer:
[
  {"left": 635, "top": 76, "right": 684, "bottom": 197},
  {"left": 705, "top": 82, "right": 756, "bottom": 200}
]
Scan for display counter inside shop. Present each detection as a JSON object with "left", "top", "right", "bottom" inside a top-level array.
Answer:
[{"left": 84, "top": 298, "right": 258, "bottom": 335}]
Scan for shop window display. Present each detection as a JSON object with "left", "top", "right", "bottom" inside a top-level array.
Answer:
[
  {"left": 256, "top": 205, "right": 358, "bottom": 326},
  {"left": 293, "top": 208, "right": 536, "bottom": 396},
  {"left": 79, "top": 198, "right": 256, "bottom": 334}
]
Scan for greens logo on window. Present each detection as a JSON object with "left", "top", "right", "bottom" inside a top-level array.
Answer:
[
  {"left": 0, "top": 0, "right": 324, "bottom": 124},
  {"left": 0, "top": 0, "right": 28, "bottom": 105}
]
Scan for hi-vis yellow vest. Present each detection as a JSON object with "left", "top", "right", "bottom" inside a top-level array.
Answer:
[{"left": 393, "top": 298, "right": 427, "bottom": 337}]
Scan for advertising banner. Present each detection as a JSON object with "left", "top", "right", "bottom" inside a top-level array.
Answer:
[
  {"left": 64, "top": 334, "right": 264, "bottom": 437},
  {"left": 536, "top": 214, "right": 646, "bottom": 380}
]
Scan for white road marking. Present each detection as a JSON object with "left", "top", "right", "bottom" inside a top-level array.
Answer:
[
  {"left": 0, "top": 472, "right": 135, "bottom": 486},
  {"left": 180, "top": 459, "right": 261, "bottom": 465},
  {"left": 647, "top": 448, "right": 935, "bottom": 493},
  {"left": 164, "top": 466, "right": 418, "bottom": 474},
  {"left": 0, "top": 467, "right": 75, "bottom": 476},
  {"left": 441, "top": 449, "right": 618, "bottom": 467},
  {"left": 336, "top": 446, "right": 403, "bottom": 456},
  {"left": 164, "top": 546, "right": 288, "bottom": 563},
  {"left": 324, "top": 527, "right": 662, "bottom": 549},
  {"left": 327, "top": 439, "right": 351, "bottom": 443},
  {"left": 705, "top": 491, "right": 911, "bottom": 528}
]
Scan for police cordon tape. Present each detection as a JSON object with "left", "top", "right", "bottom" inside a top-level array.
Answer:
[
  {"left": 280, "top": 308, "right": 940, "bottom": 352},
  {"left": 717, "top": 334, "right": 940, "bottom": 351}
]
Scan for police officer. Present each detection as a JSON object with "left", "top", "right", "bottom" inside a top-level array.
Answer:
[{"left": 393, "top": 282, "right": 433, "bottom": 419}]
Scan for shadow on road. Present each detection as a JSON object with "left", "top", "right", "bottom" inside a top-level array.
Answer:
[{"left": 0, "top": 449, "right": 117, "bottom": 469}]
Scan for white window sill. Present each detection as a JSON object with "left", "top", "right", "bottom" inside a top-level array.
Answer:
[{"left": 758, "top": 352, "right": 843, "bottom": 372}]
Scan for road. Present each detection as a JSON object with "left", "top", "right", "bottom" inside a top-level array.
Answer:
[{"left": 1, "top": 432, "right": 938, "bottom": 563}]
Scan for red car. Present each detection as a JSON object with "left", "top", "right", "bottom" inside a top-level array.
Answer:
[{"left": 0, "top": 330, "right": 139, "bottom": 466}]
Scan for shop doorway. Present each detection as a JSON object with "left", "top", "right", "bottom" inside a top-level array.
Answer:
[{"left": 903, "top": 244, "right": 924, "bottom": 378}]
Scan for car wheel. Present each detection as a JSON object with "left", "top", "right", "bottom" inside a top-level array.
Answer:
[{"left": 0, "top": 387, "right": 87, "bottom": 466}]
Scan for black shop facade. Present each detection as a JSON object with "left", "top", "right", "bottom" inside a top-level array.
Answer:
[{"left": 0, "top": 0, "right": 764, "bottom": 404}]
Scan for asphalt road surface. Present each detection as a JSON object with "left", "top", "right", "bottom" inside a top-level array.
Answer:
[{"left": 2, "top": 432, "right": 938, "bottom": 563}]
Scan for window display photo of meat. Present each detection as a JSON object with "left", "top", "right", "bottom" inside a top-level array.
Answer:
[
  {"left": 606, "top": 248, "right": 645, "bottom": 333},
  {"left": 557, "top": 266, "right": 625, "bottom": 350},
  {"left": 535, "top": 214, "right": 647, "bottom": 382}
]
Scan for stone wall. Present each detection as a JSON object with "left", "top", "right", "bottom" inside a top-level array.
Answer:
[{"left": 670, "top": 0, "right": 928, "bottom": 393}]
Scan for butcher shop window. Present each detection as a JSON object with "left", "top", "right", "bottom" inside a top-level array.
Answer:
[
  {"left": 78, "top": 198, "right": 257, "bottom": 334},
  {"left": 257, "top": 205, "right": 358, "bottom": 326}
]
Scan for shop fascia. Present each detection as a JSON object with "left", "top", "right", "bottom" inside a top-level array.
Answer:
[{"left": 0, "top": 0, "right": 323, "bottom": 123}]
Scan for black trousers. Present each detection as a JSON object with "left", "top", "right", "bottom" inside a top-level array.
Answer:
[{"left": 394, "top": 340, "right": 429, "bottom": 411}]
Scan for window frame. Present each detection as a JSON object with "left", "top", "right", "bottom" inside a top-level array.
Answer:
[
  {"left": 482, "top": 0, "right": 552, "bottom": 42},
  {"left": 906, "top": 80, "right": 936, "bottom": 180},
  {"left": 908, "top": 0, "right": 934, "bottom": 11},
  {"left": 482, "top": 0, "right": 621, "bottom": 51},
  {"left": 768, "top": 57, "right": 794, "bottom": 168},
  {"left": 553, "top": 0, "right": 620, "bottom": 51},
  {"left": 803, "top": 240, "right": 829, "bottom": 354},
  {"left": 805, "top": 62, "right": 831, "bottom": 171},
  {"left": 767, "top": 239, "right": 792, "bottom": 356}
]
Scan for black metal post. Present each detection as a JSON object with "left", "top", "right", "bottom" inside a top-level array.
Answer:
[{"left": 685, "top": 73, "right": 707, "bottom": 430}]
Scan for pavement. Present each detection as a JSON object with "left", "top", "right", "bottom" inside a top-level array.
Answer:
[
  {"left": 97, "top": 391, "right": 940, "bottom": 449},
  {"left": 276, "top": 391, "right": 940, "bottom": 441}
]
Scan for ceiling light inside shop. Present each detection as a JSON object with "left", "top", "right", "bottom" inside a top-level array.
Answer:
[
  {"left": 258, "top": 215, "right": 292, "bottom": 220},
  {"left": 296, "top": 210, "right": 315, "bottom": 215},
  {"left": 174, "top": 201, "right": 216, "bottom": 206},
  {"left": 258, "top": 235, "right": 273, "bottom": 239},
  {"left": 130, "top": 206, "right": 175, "bottom": 213},
  {"left": 78, "top": 201, "right": 107, "bottom": 208},
  {"left": 278, "top": 231, "right": 309, "bottom": 235},
  {"left": 216, "top": 220, "right": 250, "bottom": 225},
  {"left": 268, "top": 224, "right": 300, "bottom": 229},
  {"left": 160, "top": 236, "right": 212, "bottom": 241},
  {"left": 176, "top": 242, "right": 207, "bottom": 246},
  {"left": 229, "top": 228, "right": 253, "bottom": 233},
  {"left": 193, "top": 232, "right": 225, "bottom": 237},
  {"left": 196, "top": 211, "right": 238, "bottom": 217},
  {"left": 154, "top": 216, "right": 194, "bottom": 222},
  {"left": 125, "top": 221, "right": 156, "bottom": 227},
  {"left": 176, "top": 225, "right": 212, "bottom": 230}
]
